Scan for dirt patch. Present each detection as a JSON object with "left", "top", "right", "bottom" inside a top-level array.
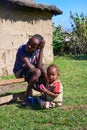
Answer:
[
  {"left": 61, "top": 105, "right": 87, "bottom": 110},
  {"left": 0, "top": 83, "right": 27, "bottom": 94},
  {"left": 0, "top": 83, "right": 40, "bottom": 96}
]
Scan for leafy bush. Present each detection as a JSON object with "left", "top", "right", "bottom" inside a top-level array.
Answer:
[
  {"left": 53, "top": 12, "right": 87, "bottom": 55},
  {"left": 53, "top": 25, "right": 65, "bottom": 55},
  {"left": 70, "top": 12, "right": 87, "bottom": 54}
]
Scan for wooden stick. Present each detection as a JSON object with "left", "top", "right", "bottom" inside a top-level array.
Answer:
[{"left": 0, "top": 78, "right": 25, "bottom": 86}]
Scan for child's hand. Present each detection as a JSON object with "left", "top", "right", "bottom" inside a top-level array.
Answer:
[{"left": 40, "top": 84, "right": 47, "bottom": 93}]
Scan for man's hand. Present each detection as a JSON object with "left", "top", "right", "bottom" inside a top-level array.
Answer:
[{"left": 38, "top": 40, "right": 45, "bottom": 49}]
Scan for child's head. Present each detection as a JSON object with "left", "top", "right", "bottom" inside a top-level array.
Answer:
[
  {"left": 47, "top": 64, "right": 59, "bottom": 83},
  {"left": 26, "top": 34, "right": 44, "bottom": 52}
]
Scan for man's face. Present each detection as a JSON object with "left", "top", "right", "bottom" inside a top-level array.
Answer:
[{"left": 26, "top": 37, "right": 39, "bottom": 53}]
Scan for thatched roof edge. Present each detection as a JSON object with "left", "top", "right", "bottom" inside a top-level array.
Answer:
[{"left": 1, "top": 0, "right": 63, "bottom": 15}]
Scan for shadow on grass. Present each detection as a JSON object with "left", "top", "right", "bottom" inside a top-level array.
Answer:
[
  {"left": 73, "top": 54, "right": 87, "bottom": 60},
  {"left": 1, "top": 94, "right": 87, "bottom": 111},
  {"left": 0, "top": 92, "right": 14, "bottom": 97},
  {"left": 55, "top": 54, "right": 87, "bottom": 60},
  {"left": 67, "top": 54, "right": 87, "bottom": 60},
  {"left": 17, "top": 102, "right": 41, "bottom": 110},
  {"left": 16, "top": 96, "right": 42, "bottom": 110},
  {"left": 0, "top": 92, "right": 41, "bottom": 110}
]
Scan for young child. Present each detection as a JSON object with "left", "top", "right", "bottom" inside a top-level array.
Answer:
[
  {"left": 13, "top": 34, "right": 48, "bottom": 105},
  {"left": 39, "top": 64, "right": 63, "bottom": 108}
]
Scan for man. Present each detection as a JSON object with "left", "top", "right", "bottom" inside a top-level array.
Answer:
[{"left": 13, "top": 34, "right": 48, "bottom": 105}]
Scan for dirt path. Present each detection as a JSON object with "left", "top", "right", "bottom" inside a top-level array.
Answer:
[{"left": 61, "top": 104, "right": 87, "bottom": 110}]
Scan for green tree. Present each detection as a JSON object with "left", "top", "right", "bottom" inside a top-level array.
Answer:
[
  {"left": 53, "top": 25, "right": 65, "bottom": 55},
  {"left": 70, "top": 12, "right": 87, "bottom": 54}
]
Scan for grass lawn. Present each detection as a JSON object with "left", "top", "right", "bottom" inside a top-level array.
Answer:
[{"left": 0, "top": 55, "right": 87, "bottom": 130}]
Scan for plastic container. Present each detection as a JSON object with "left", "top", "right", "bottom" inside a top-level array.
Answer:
[
  {"left": 28, "top": 96, "right": 34, "bottom": 103},
  {"left": 37, "top": 97, "right": 42, "bottom": 104},
  {"left": 40, "top": 84, "right": 44, "bottom": 90}
]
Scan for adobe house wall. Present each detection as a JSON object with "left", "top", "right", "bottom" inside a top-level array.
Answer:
[{"left": 0, "top": 5, "right": 53, "bottom": 76}]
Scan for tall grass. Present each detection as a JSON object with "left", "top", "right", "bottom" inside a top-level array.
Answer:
[{"left": 0, "top": 55, "right": 87, "bottom": 130}]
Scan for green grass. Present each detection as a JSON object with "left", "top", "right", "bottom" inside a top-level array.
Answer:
[
  {"left": 0, "top": 55, "right": 87, "bottom": 130},
  {"left": 0, "top": 75, "right": 15, "bottom": 80},
  {"left": 54, "top": 55, "right": 87, "bottom": 106}
]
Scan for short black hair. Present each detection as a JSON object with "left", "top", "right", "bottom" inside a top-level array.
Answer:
[
  {"left": 32, "top": 34, "right": 44, "bottom": 42},
  {"left": 47, "top": 64, "right": 60, "bottom": 76}
]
